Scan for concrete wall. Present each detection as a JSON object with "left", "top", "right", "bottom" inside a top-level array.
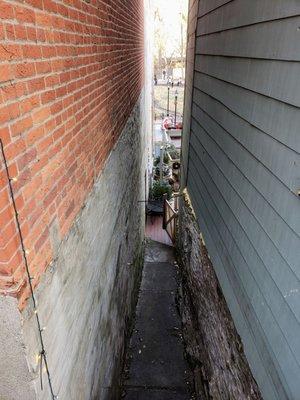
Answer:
[
  {"left": 0, "top": 0, "right": 151, "bottom": 398},
  {"left": 0, "top": 93, "right": 149, "bottom": 399},
  {"left": 182, "top": 1, "right": 300, "bottom": 399}
]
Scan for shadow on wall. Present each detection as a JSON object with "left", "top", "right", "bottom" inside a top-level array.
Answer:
[{"left": 176, "top": 192, "right": 262, "bottom": 400}]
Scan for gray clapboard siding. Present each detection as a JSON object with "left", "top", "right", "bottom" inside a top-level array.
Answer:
[
  {"left": 188, "top": 176, "right": 292, "bottom": 400},
  {"left": 196, "top": 16, "right": 300, "bottom": 61},
  {"left": 189, "top": 133, "right": 300, "bottom": 357},
  {"left": 198, "top": 0, "right": 233, "bottom": 17},
  {"left": 191, "top": 104, "right": 300, "bottom": 263},
  {"left": 194, "top": 73, "right": 300, "bottom": 156},
  {"left": 192, "top": 89, "right": 299, "bottom": 192},
  {"left": 195, "top": 55, "right": 300, "bottom": 107},
  {"left": 197, "top": 0, "right": 300, "bottom": 36},
  {"left": 185, "top": 189, "right": 286, "bottom": 400},
  {"left": 183, "top": 0, "right": 300, "bottom": 398},
  {"left": 188, "top": 157, "right": 300, "bottom": 391},
  {"left": 189, "top": 119, "right": 300, "bottom": 309},
  {"left": 181, "top": 0, "right": 199, "bottom": 184}
]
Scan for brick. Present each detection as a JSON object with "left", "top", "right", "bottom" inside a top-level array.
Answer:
[
  {"left": 24, "top": 0, "right": 43, "bottom": 9},
  {"left": 14, "top": 25, "right": 27, "bottom": 41},
  {"left": 0, "top": 44, "right": 21, "bottom": 61},
  {"left": 0, "top": 0, "right": 144, "bottom": 303},
  {"left": 32, "top": 107, "right": 50, "bottom": 124},
  {"left": 14, "top": 193, "right": 24, "bottom": 212},
  {"left": 43, "top": 0, "right": 58, "bottom": 13},
  {"left": 0, "top": 127, "right": 10, "bottom": 146},
  {"left": 45, "top": 74, "right": 59, "bottom": 87},
  {"left": 7, "top": 162, "right": 18, "bottom": 180},
  {"left": 21, "top": 197, "right": 37, "bottom": 224},
  {"left": 35, "top": 13, "right": 52, "bottom": 27},
  {"left": 0, "top": 24, "right": 4, "bottom": 40},
  {"left": 0, "top": 105, "right": 9, "bottom": 124},
  {"left": 15, "top": 5, "right": 35, "bottom": 24},
  {"left": 36, "top": 28, "right": 46, "bottom": 42},
  {"left": 4, "top": 138, "right": 26, "bottom": 159},
  {"left": 0, "top": 206, "right": 14, "bottom": 229},
  {"left": 30, "top": 153, "right": 48, "bottom": 176},
  {"left": 1, "top": 82, "right": 27, "bottom": 102},
  {"left": 35, "top": 61, "right": 52, "bottom": 74},
  {"left": 10, "top": 116, "right": 33, "bottom": 136},
  {"left": 0, "top": 2, "right": 14, "bottom": 19},
  {"left": 41, "top": 45, "right": 57, "bottom": 58},
  {"left": 22, "top": 174, "right": 42, "bottom": 201},
  {"left": 0, "top": 234, "right": 20, "bottom": 263},
  {"left": 0, "top": 64, "right": 12, "bottom": 83},
  {"left": 17, "top": 147, "right": 37, "bottom": 171},
  {"left": 5, "top": 23, "right": 14, "bottom": 40},
  {"left": 20, "top": 95, "right": 39, "bottom": 114},
  {"left": 22, "top": 44, "right": 42, "bottom": 59},
  {"left": 0, "top": 188, "right": 10, "bottom": 212},
  {"left": 27, "top": 77, "right": 45, "bottom": 92},
  {"left": 0, "top": 64, "right": 11, "bottom": 82},
  {"left": 26, "top": 27, "right": 37, "bottom": 42},
  {"left": 41, "top": 90, "right": 55, "bottom": 104},
  {"left": 8, "top": 102, "right": 20, "bottom": 120},
  {"left": 15, "top": 62, "right": 36, "bottom": 78},
  {"left": 26, "top": 125, "right": 44, "bottom": 146}
]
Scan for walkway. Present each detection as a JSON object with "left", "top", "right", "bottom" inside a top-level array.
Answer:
[
  {"left": 145, "top": 215, "right": 173, "bottom": 246},
  {"left": 122, "top": 240, "right": 191, "bottom": 399}
]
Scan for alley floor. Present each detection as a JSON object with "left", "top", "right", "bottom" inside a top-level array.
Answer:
[
  {"left": 122, "top": 240, "right": 191, "bottom": 399},
  {"left": 145, "top": 215, "right": 173, "bottom": 246}
]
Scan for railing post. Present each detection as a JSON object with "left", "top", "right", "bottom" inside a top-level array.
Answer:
[{"left": 162, "top": 193, "right": 167, "bottom": 229}]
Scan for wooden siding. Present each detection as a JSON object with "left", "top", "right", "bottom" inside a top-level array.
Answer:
[
  {"left": 181, "top": 0, "right": 199, "bottom": 184},
  {"left": 183, "top": 1, "right": 300, "bottom": 399}
]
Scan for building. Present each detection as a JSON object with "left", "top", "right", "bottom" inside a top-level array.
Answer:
[
  {"left": 0, "top": 0, "right": 152, "bottom": 398},
  {"left": 1, "top": 0, "right": 300, "bottom": 399},
  {"left": 180, "top": 1, "right": 300, "bottom": 399}
]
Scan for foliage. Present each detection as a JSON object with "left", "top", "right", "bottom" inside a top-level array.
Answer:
[
  {"left": 153, "top": 2, "right": 188, "bottom": 75},
  {"left": 154, "top": 164, "right": 172, "bottom": 178},
  {"left": 165, "top": 144, "right": 180, "bottom": 159},
  {"left": 154, "top": 153, "right": 170, "bottom": 166},
  {"left": 150, "top": 181, "right": 172, "bottom": 200}
]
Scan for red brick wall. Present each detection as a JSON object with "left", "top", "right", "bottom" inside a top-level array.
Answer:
[{"left": 0, "top": 0, "right": 144, "bottom": 307}]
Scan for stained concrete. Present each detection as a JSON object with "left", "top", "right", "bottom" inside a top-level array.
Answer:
[
  {"left": 26, "top": 97, "right": 147, "bottom": 400},
  {"left": 123, "top": 240, "right": 190, "bottom": 400},
  {"left": 0, "top": 296, "right": 36, "bottom": 400},
  {"left": 0, "top": 2, "right": 153, "bottom": 395},
  {"left": 0, "top": 93, "right": 149, "bottom": 400},
  {"left": 144, "top": 240, "right": 175, "bottom": 263}
]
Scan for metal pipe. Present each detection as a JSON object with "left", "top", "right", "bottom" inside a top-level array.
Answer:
[
  {"left": 174, "top": 90, "right": 178, "bottom": 127},
  {"left": 167, "top": 86, "right": 170, "bottom": 116},
  {"left": 159, "top": 146, "right": 164, "bottom": 183}
]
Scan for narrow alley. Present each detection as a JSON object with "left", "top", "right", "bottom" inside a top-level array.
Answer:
[
  {"left": 122, "top": 240, "right": 191, "bottom": 400},
  {"left": 0, "top": 0, "right": 299, "bottom": 399}
]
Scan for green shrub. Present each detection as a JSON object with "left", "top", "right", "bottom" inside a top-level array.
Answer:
[
  {"left": 165, "top": 144, "right": 180, "bottom": 159},
  {"left": 150, "top": 181, "right": 172, "bottom": 200},
  {"left": 154, "top": 153, "right": 170, "bottom": 166}
]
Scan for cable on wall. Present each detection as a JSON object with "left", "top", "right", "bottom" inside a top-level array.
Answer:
[{"left": 0, "top": 138, "right": 58, "bottom": 400}]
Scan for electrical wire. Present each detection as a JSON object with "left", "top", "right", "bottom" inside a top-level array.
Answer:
[{"left": 0, "top": 139, "right": 57, "bottom": 400}]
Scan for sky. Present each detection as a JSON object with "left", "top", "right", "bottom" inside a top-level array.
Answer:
[{"left": 152, "top": 0, "right": 188, "bottom": 58}]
